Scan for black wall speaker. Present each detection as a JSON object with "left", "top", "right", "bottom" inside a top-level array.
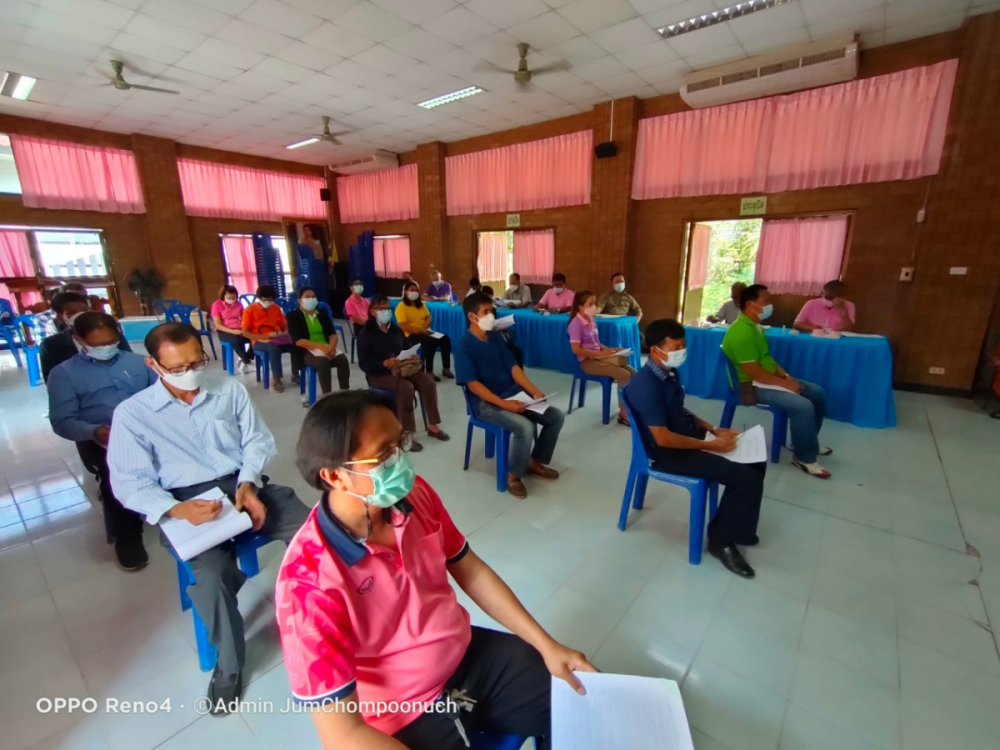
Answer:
[
  {"left": 319, "top": 187, "right": 331, "bottom": 202},
  {"left": 595, "top": 141, "right": 618, "bottom": 159}
]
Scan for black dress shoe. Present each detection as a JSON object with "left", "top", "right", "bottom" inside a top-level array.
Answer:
[
  {"left": 207, "top": 667, "right": 243, "bottom": 716},
  {"left": 114, "top": 539, "right": 148, "bottom": 572},
  {"left": 708, "top": 542, "right": 755, "bottom": 578}
]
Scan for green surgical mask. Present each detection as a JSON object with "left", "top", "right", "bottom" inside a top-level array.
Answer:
[
  {"left": 353, "top": 285, "right": 364, "bottom": 294},
  {"left": 342, "top": 449, "right": 415, "bottom": 508}
]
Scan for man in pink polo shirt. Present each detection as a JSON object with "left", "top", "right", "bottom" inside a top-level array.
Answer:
[
  {"left": 793, "top": 280, "right": 856, "bottom": 333},
  {"left": 276, "top": 391, "right": 594, "bottom": 749},
  {"left": 533, "top": 273, "right": 574, "bottom": 313}
]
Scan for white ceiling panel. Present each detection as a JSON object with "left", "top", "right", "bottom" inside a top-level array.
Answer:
[
  {"left": 39, "top": 0, "right": 136, "bottom": 30},
  {"left": 465, "top": 0, "right": 552, "bottom": 30},
  {"left": 589, "top": 17, "right": 662, "bottom": 54},
  {"left": 542, "top": 34, "right": 608, "bottom": 64},
  {"left": 353, "top": 45, "right": 421, "bottom": 75},
  {"left": 123, "top": 15, "right": 209, "bottom": 53},
  {"left": 559, "top": 0, "right": 639, "bottom": 33},
  {"left": 272, "top": 41, "right": 343, "bottom": 71},
  {"left": 371, "top": 0, "right": 458, "bottom": 25},
  {"left": 338, "top": 2, "right": 415, "bottom": 42},
  {"left": 384, "top": 27, "right": 458, "bottom": 62},
  {"left": 800, "top": 0, "right": 885, "bottom": 25},
  {"left": 250, "top": 57, "right": 315, "bottom": 83},
  {"left": 325, "top": 60, "right": 388, "bottom": 86},
  {"left": 666, "top": 19, "right": 740, "bottom": 57},
  {"left": 685, "top": 42, "right": 748, "bottom": 69},
  {"left": 742, "top": 27, "right": 811, "bottom": 55},
  {"left": 729, "top": 2, "right": 808, "bottom": 42},
  {"left": 31, "top": 9, "right": 121, "bottom": 46},
  {"left": 190, "top": 39, "right": 267, "bottom": 71},
  {"left": 216, "top": 20, "right": 292, "bottom": 55},
  {"left": 240, "top": 0, "right": 326, "bottom": 37},
  {"left": 423, "top": 6, "right": 500, "bottom": 45},
  {"left": 110, "top": 33, "right": 187, "bottom": 65},
  {"left": 614, "top": 39, "right": 680, "bottom": 69},
  {"left": 143, "top": 0, "right": 233, "bottom": 35},
  {"left": 507, "top": 12, "right": 581, "bottom": 48},
  {"left": 301, "top": 23, "right": 376, "bottom": 57}
]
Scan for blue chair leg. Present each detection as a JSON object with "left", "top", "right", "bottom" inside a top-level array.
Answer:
[
  {"left": 308, "top": 367, "right": 317, "bottom": 404},
  {"left": 568, "top": 377, "right": 577, "bottom": 415},
  {"left": 688, "top": 483, "right": 708, "bottom": 565},
  {"left": 463, "top": 421, "right": 474, "bottom": 470},
  {"left": 720, "top": 397, "right": 737, "bottom": 429},
  {"left": 601, "top": 379, "right": 612, "bottom": 425},
  {"left": 708, "top": 483, "right": 719, "bottom": 520},
  {"left": 618, "top": 466, "right": 638, "bottom": 530},
  {"left": 26, "top": 349, "right": 41, "bottom": 386},
  {"left": 495, "top": 431, "right": 509, "bottom": 493},
  {"left": 578, "top": 379, "right": 587, "bottom": 408},
  {"left": 192, "top": 610, "right": 218, "bottom": 672},
  {"left": 484, "top": 431, "right": 496, "bottom": 459},
  {"left": 176, "top": 559, "right": 193, "bottom": 611},
  {"left": 632, "top": 473, "right": 649, "bottom": 510},
  {"left": 299, "top": 370, "right": 306, "bottom": 398},
  {"left": 220, "top": 342, "right": 233, "bottom": 375},
  {"left": 351, "top": 336, "right": 357, "bottom": 363},
  {"left": 771, "top": 411, "right": 787, "bottom": 464},
  {"left": 256, "top": 352, "right": 270, "bottom": 390},
  {"left": 205, "top": 333, "right": 217, "bottom": 360}
]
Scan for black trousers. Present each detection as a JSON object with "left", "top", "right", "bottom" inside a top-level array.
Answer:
[
  {"left": 394, "top": 628, "right": 551, "bottom": 750},
  {"left": 651, "top": 447, "right": 765, "bottom": 546},
  {"left": 217, "top": 331, "right": 254, "bottom": 364},
  {"left": 76, "top": 440, "right": 145, "bottom": 547},
  {"left": 411, "top": 333, "right": 452, "bottom": 372}
]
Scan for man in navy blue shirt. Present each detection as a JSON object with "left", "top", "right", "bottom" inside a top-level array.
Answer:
[
  {"left": 626, "top": 319, "right": 764, "bottom": 578},
  {"left": 456, "top": 293, "right": 563, "bottom": 498},
  {"left": 48, "top": 311, "right": 158, "bottom": 571}
]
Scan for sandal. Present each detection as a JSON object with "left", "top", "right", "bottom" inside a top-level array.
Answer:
[{"left": 617, "top": 415, "right": 630, "bottom": 426}]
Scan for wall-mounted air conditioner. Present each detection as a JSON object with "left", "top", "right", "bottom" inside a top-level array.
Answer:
[
  {"left": 329, "top": 150, "right": 399, "bottom": 175},
  {"left": 680, "top": 34, "right": 859, "bottom": 109}
]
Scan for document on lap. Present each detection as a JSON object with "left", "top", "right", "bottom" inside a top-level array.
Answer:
[
  {"left": 753, "top": 381, "right": 794, "bottom": 392},
  {"left": 160, "top": 487, "right": 252, "bottom": 561},
  {"left": 428, "top": 331, "right": 445, "bottom": 339},
  {"left": 595, "top": 348, "right": 631, "bottom": 358},
  {"left": 398, "top": 343, "right": 421, "bottom": 360},
  {"left": 551, "top": 672, "right": 695, "bottom": 750},
  {"left": 702, "top": 424, "right": 767, "bottom": 464},
  {"left": 510, "top": 391, "right": 556, "bottom": 415},
  {"left": 492, "top": 316, "right": 515, "bottom": 331}
]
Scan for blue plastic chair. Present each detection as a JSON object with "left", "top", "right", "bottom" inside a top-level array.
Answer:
[
  {"left": 239, "top": 293, "right": 257, "bottom": 307},
  {"left": 275, "top": 296, "right": 297, "bottom": 315},
  {"left": 220, "top": 341, "right": 235, "bottom": 375},
  {"left": 567, "top": 340, "right": 613, "bottom": 425},
  {"left": 13, "top": 315, "right": 41, "bottom": 386},
  {"left": 166, "top": 304, "right": 218, "bottom": 360},
  {"left": 300, "top": 365, "right": 318, "bottom": 406},
  {"left": 471, "top": 733, "right": 534, "bottom": 749},
  {"left": 461, "top": 387, "right": 513, "bottom": 493},
  {"left": 255, "top": 349, "right": 271, "bottom": 390},
  {"left": 617, "top": 390, "right": 719, "bottom": 565},
  {"left": 719, "top": 352, "right": 787, "bottom": 464},
  {"left": 0, "top": 298, "right": 24, "bottom": 368},
  {"left": 152, "top": 298, "right": 181, "bottom": 322},
  {"left": 171, "top": 531, "right": 279, "bottom": 672}
]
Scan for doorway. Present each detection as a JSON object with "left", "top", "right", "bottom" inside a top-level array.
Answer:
[{"left": 681, "top": 219, "right": 762, "bottom": 324}]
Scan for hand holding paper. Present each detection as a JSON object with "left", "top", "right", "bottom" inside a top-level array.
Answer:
[
  {"left": 398, "top": 343, "right": 421, "bottom": 361},
  {"left": 161, "top": 488, "right": 253, "bottom": 561},
  {"left": 492, "top": 316, "right": 515, "bottom": 331}
]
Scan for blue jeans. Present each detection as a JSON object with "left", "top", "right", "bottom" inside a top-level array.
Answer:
[
  {"left": 253, "top": 341, "right": 291, "bottom": 381},
  {"left": 754, "top": 380, "right": 827, "bottom": 464},
  {"left": 475, "top": 403, "right": 564, "bottom": 478}
]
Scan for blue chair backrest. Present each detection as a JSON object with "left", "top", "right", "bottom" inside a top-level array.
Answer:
[
  {"left": 239, "top": 293, "right": 257, "bottom": 307},
  {"left": 620, "top": 387, "right": 654, "bottom": 463},
  {"left": 720, "top": 347, "right": 740, "bottom": 391},
  {"left": 317, "top": 301, "right": 334, "bottom": 320},
  {"left": 167, "top": 303, "right": 209, "bottom": 332},
  {"left": 12, "top": 314, "right": 37, "bottom": 347},
  {"left": 461, "top": 386, "right": 475, "bottom": 416},
  {"left": 275, "top": 296, "right": 297, "bottom": 314},
  {"left": 0, "top": 298, "right": 14, "bottom": 326}
]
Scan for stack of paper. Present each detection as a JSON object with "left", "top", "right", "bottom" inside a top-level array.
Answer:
[
  {"left": 596, "top": 348, "right": 631, "bottom": 358},
  {"left": 594, "top": 313, "right": 624, "bottom": 318},
  {"left": 753, "top": 381, "right": 794, "bottom": 393},
  {"left": 551, "top": 673, "right": 695, "bottom": 750},
  {"left": 160, "top": 488, "right": 252, "bottom": 561},
  {"left": 492, "top": 316, "right": 516, "bottom": 331},
  {"left": 428, "top": 331, "right": 445, "bottom": 339},
  {"left": 398, "top": 343, "right": 421, "bottom": 360},
  {"left": 702, "top": 424, "right": 767, "bottom": 464},
  {"left": 509, "top": 391, "right": 555, "bottom": 415},
  {"left": 840, "top": 331, "right": 884, "bottom": 338}
]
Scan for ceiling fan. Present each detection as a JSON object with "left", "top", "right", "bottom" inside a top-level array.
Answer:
[
  {"left": 289, "top": 116, "right": 352, "bottom": 150},
  {"left": 109, "top": 60, "right": 180, "bottom": 95},
  {"left": 476, "top": 43, "right": 568, "bottom": 89}
]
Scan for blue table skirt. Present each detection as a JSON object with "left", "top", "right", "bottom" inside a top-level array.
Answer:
[
  {"left": 119, "top": 317, "right": 161, "bottom": 342},
  {"left": 417, "top": 302, "right": 642, "bottom": 375},
  {"left": 678, "top": 326, "right": 897, "bottom": 429}
]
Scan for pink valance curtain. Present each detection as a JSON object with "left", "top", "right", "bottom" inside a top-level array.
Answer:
[
  {"left": 755, "top": 216, "right": 848, "bottom": 295},
  {"left": 221, "top": 236, "right": 257, "bottom": 296},
  {"left": 477, "top": 233, "right": 508, "bottom": 282},
  {"left": 633, "top": 59, "right": 958, "bottom": 200},
  {"left": 179, "top": 159, "right": 326, "bottom": 222},
  {"left": 10, "top": 135, "right": 145, "bottom": 214},
  {"left": 374, "top": 236, "right": 411, "bottom": 277},
  {"left": 688, "top": 224, "right": 711, "bottom": 290},
  {"left": 513, "top": 229, "right": 555, "bottom": 284},
  {"left": 0, "top": 231, "right": 34, "bottom": 277},
  {"left": 337, "top": 164, "right": 419, "bottom": 224},
  {"left": 446, "top": 131, "right": 593, "bottom": 216}
]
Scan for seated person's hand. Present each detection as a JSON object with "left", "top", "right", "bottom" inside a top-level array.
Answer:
[
  {"left": 540, "top": 639, "right": 598, "bottom": 696},
  {"left": 383, "top": 357, "right": 399, "bottom": 368},
  {"left": 784, "top": 376, "right": 802, "bottom": 393},
  {"left": 713, "top": 428, "right": 740, "bottom": 440},
  {"left": 502, "top": 399, "right": 527, "bottom": 413},
  {"left": 167, "top": 498, "right": 223, "bottom": 525},
  {"left": 707, "top": 434, "right": 737, "bottom": 453},
  {"left": 529, "top": 389, "right": 545, "bottom": 400},
  {"left": 235, "top": 482, "right": 266, "bottom": 531},
  {"left": 93, "top": 424, "right": 111, "bottom": 447}
]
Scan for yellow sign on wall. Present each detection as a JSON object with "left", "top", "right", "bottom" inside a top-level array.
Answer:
[
  {"left": 740, "top": 196, "right": 767, "bottom": 216},
  {"left": 506, "top": 214, "right": 521, "bottom": 228}
]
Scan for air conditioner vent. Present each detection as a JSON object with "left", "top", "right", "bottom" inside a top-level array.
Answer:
[
  {"left": 687, "top": 77, "right": 722, "bottom": 93},
  {"left": 329, "top": 149, "right": 399, "bottom": 175},
  {"left": 759, "top": 58, "right": 801, "bottom": 77},
  {"left": 721, "top": 69, "right": 760, "bottom": 85}
]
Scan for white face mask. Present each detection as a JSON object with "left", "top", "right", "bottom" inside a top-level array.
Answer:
[
  {"left": 476, "top": 313, "right": 496, "bottom": 331},
  {"left": 65, "top": 311, "right": 85, "bottom": 328},
  {"left": 84, "top": 343, "right": 120, "bottom": 361},
  {"left": 406, "top": 291, "right": 420, "bottom": 301},
  {"left": 553, "top": 287, "right": 564, "bottom": 294},
  {"left": 224, "top": 298, "right": 236, "bottom": 306},
  {"left": 157, "top": 365, "right": 205, "bottom": 392},
  {"left": 432, "top": 279, "right": 442, "bottom": 287},
  {"left": 301, "top": 297, "right": 318, "bottom": 311},
  {"left": 822, "top": 298, "right": 835, "bottom": 308},
  {"left": 583, "top": 305, "right": 597, "bottom": 317},
  {"left": 614, "top": 282, "right": 625, "bottom": 293},
  {"left": 260, "top": 300, "right": 273, "bottom": 309},
  {"left": 375, "top": 309, "right": 393, "bottom": 325},
  {"left": 655, "top": 346, "right": 687, "bottom": 369},
  {"left": 508, "top": 284, "right": 519, "bottom": 292}
]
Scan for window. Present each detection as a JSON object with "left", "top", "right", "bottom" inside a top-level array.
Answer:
[
  {"left": 34, "top": 231, "right": 107, "bottom": 278},
  {"left": 374, "top": 235, "right": 410, "bottom": 278},
  {"left": 0, "top": 135, "right": 21, "bottom": 194},
  {"left": 476, "top": 229, "right": 555, "bottom": 289},
  {"left": 220, "top": 234, "right": 293, "bottom": 297},
  {"left": 269, "top": 234, "right": 294, "bottom": 294}
]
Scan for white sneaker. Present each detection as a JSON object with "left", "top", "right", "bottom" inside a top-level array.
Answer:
[
  {"left": 238, "top": 362, "right": 252, "bottom": 375},
  {"left": 792, "top": 458, "right": 831, "bottom": 479}
]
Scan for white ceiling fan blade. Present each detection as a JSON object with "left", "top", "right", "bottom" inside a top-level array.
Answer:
[
  {"left": 128, "top": 84, "right": 180, "bottom": 94},
  {"left": 528, "top": 61, "right": 569, "bottom": 76}
]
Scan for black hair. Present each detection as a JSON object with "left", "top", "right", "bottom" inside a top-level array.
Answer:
[
  {"left": 219, "top": 284, "right": 238, "bottom": 300},
  {"left": 463, "top": 291, "right": 493, "bottom": 327},
  {"left": 570, "top": 289, "right": 595, "bottom": 321},
  {"left": 509, "top": 272, "right": 521, "bottom": 282},
  {"left": 62, "top": 282, "right": 87, "bottom": 294},
  {"left": 823, "top": 279, "right": 845, "bottom": 294},
  {"left": 74, "top": 311, "right": 118, "bottom": 340},
  {"left": 740, "top": 284, "right": 768, "bottom": 310},
  {"left": 296, "top": 390, "right": 396, "bottom": 489},
  {"left": 481, "top": 285, "right": 494, "bottom": 297},
  {"left": 469, "top": 277, "right": 480, "bottom": 287},
  {"left": 351, "top": 278, "right": 362, "bottom": 286},
  {"left": 553, "top": 273, "right": 566, "bottom": 283},
  {"left": 611, "top": 272, "right": 624, "bottom": 280},
  {"left": 145, "top": 322, "right": 201, "bottom": 360},
  {"left": 298, "top": 285, "right": 316, "bottom": 296},
  {"left": 644, "top": 318, "right": 686, "bottom": 348},
  {"left": 401, "top": 280, "right": 423, "bottom": 308},
  {"left": 52, "top": 291, "right": 88, "bottom": 315},
  {"left": 256, "top": 284, "right": 276, "bottom": 299}
]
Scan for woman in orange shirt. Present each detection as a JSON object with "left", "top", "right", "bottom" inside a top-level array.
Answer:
[{"left": 241, "top": 284, "right": 293, "bottom": 393}]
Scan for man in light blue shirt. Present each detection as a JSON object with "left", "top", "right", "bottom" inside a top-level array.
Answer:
[
  {"left": 48, "top": 311, "right": 157, "bottom": 572},
  {"left": 108, "top": 322, "right": 309, "bottom": 715}
]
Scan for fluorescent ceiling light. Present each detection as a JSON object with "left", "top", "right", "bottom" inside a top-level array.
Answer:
[
  {"left": 418, "top": 86, "right": 483, "bottom": 109},
  {"left": 0, "top": 72, "right": 37, "bottom": 100},
  {"left": 286, "top": 137, "right": 319, "bottom": 149},
  {"left": 657, "top": 0, "right": 791, "bottom": 39}
]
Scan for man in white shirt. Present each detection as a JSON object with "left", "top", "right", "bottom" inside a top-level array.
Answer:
[
  {"left": 500, "top": 273, "right": 532, "bottom": 308},
  {"left": 707, "top": 282, "right": 747, "bottom": 325}
]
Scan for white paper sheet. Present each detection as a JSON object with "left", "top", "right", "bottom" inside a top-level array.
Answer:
[
  {"left": 594, "top": 313, "right": 624, "bottom": 318},
  {"left": 160, "top": 488, "right": 252, "bottom": 562},
  {"left": 702, "top": 424, "right": 767, "bottom": 464},
  {"left": 596, "top": 348, "right": 631, "bottom": 358},
  {"left": 494, "top": 298, "right": 512, "bottom": 308},
  {"left": 428, "top": 331, "right": 444, "bottom": 339},
  {"left": 492, "top": 316, "right": 516, "bottom": 331},
  {"left": 398, "top": 344, "right": 421, "bottom": 360},
  {"left": 839, "top": 331, "right": 884, "bottom": 338},
  {"left": 753, "top": 381, "right": 795, "bottom": 393},
  {"left": 551, "top": 673, "right": 694, "bottom": 750},
  {"left": 509, "top": 391, "right": 555, "bottom": 415}
]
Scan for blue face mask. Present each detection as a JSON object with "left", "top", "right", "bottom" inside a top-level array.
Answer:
[
  {"left": 375, "top": 309, "right": 393, "bottom": 325},
  {"left": 84, "top": 343, "right": 119, "bottom": 361},
  {"left": 343, "top": 449, "right": 415, "bottom": 508},
  {"left": 759, "top": 304, "right": 773, "bottom": 321},
  {"left": 432, "top": 279, "right": 442, "bottom": 287}
]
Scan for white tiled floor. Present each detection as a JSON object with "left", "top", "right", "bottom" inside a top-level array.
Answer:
[{"left": 1, "top": 346, "right": 999, "bottom": 750}]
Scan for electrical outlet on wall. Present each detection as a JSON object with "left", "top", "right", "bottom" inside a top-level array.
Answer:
[
  {"left": 900, "top": 267, "right": 914, "bottom": 282},
  {"left": 929, "top": 367, "right": 945, "bottom": 375}
]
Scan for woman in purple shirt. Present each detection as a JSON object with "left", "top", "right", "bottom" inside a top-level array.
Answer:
[{"left": 567, "top": 290, "right": 636, "bottom": 426}]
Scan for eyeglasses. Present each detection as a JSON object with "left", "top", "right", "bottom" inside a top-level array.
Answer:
[
  {"left": 344, "top": 433, "right": 413, "bottom": 468},
  {"left": 155, "top": 355, "right": 210, "bottom": 376}
]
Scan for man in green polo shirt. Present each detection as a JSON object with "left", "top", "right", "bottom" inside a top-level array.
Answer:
[{"left": 722, "top": 284, "right": 831, "bottom": 478}]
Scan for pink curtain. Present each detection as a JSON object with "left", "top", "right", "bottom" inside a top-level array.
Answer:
[
  {"left": 513, "top": 229, "right": 554, "bottom": 284},
  {"left": 446, "top": 131, "right": 592, "bottom": 216},
  {"left": 0, "top": 231, "right": 34, "bottom": 277},
  {"left": 688, "top": 224, "right": 711, "bottom": 290},
  {"left": 337, "top": 164, "right": 419, "bottom": 224},
  {"left": 221, "top": 236, "right": 257, "bottom": 296},
  {"left": 374, "top": 236, "right": 410, "bottom": 277},
  {"left": 477, "top": 233, "right": 508, "bottom": 282},
  {"left": 633, "top": 59, "right": 958, "bottom": 199},
  {"left": 10, "top": 135, "right": 145, "bottom": 214},
  {"left": 179, "top": 159, "right": 326, "bottom": 221},
  {"left": 755, "top": 216, "right": 848, "bottom": 295}
]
